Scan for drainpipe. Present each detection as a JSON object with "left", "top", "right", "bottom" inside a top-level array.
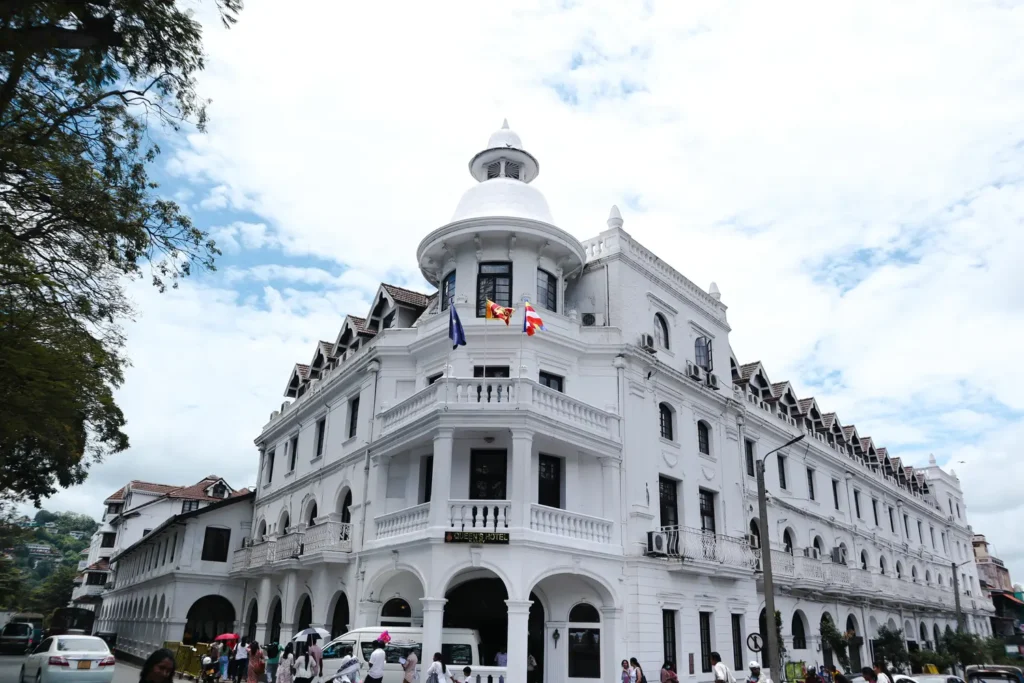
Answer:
[
  {"left": 357, "top": 360, "right": 382, "bottom": 550},
  {"left": 613, "top": 355, "right": 627, "bottom": 546},
  {"left": 603, "top": 264, "right": 611, "bottom": 325}
]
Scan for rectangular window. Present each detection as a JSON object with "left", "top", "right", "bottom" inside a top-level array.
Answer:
[
  {"left": 872, "top": 499, "right": 879, "bottom": 526},
  {"left": 101, "top": 533, "right": 115, "bottom": 548},
  {"left": 888, "top": 507, "right": 895, "bottom": 533},
  {"left": 537, "top": 269, "right": 557, "bottom": 312},
  {"left": 930, "top": 526, "right": 936, "bottom": 549},
  {"left": 659, "top": 476, "right": 679, "bottom": 528},
  {"left": 538, "top": 454, "right": 563, "bottom": 509},
  {"left": 806, "top": 468, "right": 815, "bottom": 501},
  {"left": 567, "top": 626, "right": 600, "bottom": 679},
  {"left": 777, "top": 455, "right": 787, "bottom": 490},
  {"left": 731, "top": 614, "right": 744, "bottom": 671},
  {"left": 832, "top": 479, "right": 840, "bottom": 510},
  {"left": 288, "top": 435, "right": 298, "bottom": 471},
  {"left": 473, "top": 366, "right": 511, "bottom": 378},
  {"left": 348, "top": 396, "right": 360, "bottom": 439},
  {"left": 266, "top": 449, "right": 275, "bottom": 484},
  {"left": 440, "top": 271, "right": 456, "bottom": 311},
  {"left": 662, "top": 610, "right": 677, "bottom": 670},
  {"left": 105, "top": 504, "right": 119, "bottom": 516},
  {"left": 904, "top": 514, "right": 910, "bottom": 537},
  {"left": 538, "top": 371, "right": 564, "bottom": 393},
  {"left": 421, "top": 455, "right": 434, "bottom": 504},
  {"left": 315, "top": 418, "right": 326, "bottom": 457},
  {"left": 956, "top": 504, "right": 961, "bottom": 519},
  {"left": 469, "top": 449, "right": 507, "bottom": 500},
  {"left": 200, "top": 527, "right": 231, "bottom": 562},
  {"left": 476, "top": 262, "right": 512, "bottom": 317},
  {"left": 744, "top": 440, "right": 755, "bottom": 477},
  {"left": 427, "top": 372, "right": 443, "bottom": 385},
  {"left": 182, "top": 500, "right": 200, "bottom": 514},
  {"left": 853, "top": 490, "right": 861, "bottom": 518},
  {"left": 917, "top": 520, "right": 924, "bottom": 543},
  {"left": 699, "top": 612, "right": 713, "bottom": 673},
  {"left": 699, "top": 489, "right": 716, "bottom": 534}
]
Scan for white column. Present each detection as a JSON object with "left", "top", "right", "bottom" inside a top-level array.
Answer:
[
  {"left": 371, "top": 454, "right": 389, "bottom": 526},
  {"left": 356, "top": 600, "right": 380, "bottom": 629},
  {"left": 420, "top": 598, "right": 447, "bottom": 664},
  {"left": 601, "top": 607, "right": 621, "bottom": 683},
  {"left": 506, "top": 600, "right": 532, "bottom": 683},
  {"left": 311, "top": 566, "right": 333, "bottom": 630},
  {"left": 601, "top": 457, "right": 622, "bottom": 545},
  {"left": 429, "top": 430, "right": 454, "bottom": 529},
  {"left": 511, "top": 429, "right": 534, "bottom": 528},
  {"left": 255, "top": 576, "right": 272, "bottom": 644}
]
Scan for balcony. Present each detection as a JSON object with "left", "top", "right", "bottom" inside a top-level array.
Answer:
[
  {"left": 375, "top": 503, "right": 430, "bottom": 539},
  {"left": 231, "top": 519, "right": 354, "bottom": 574},
  {"left": 657, "top": 526, "right": 759, "bottom": 574},
  {"left": 449, "top": 500, "right": 511, "bottom": 531},
  {"left": 379, "top": 378, "right": 619, "bottom": 443},
  {"left": 72, "top": 584, "right": 105, "bottom": 600},
  {"left": 530, "top": 505, "right": 613, "bottom": 544}
]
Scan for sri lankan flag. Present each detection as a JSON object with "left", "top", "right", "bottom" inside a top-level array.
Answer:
[{"left": 485, "top": 299, "right": 514, "bottom": 325}]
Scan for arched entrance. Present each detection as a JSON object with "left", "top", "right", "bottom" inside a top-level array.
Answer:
[
  {"left": 529, "top": 572, "right": 615, "bottom": 682},
  {"left": 381, "top": 598, "right": 412, "bottom": 627},
  {"left": 846, "top": 614, "right": 863, "bottom": 671},
  {"left": 183, "top": 595, "right": 236, "bottom": 645},
  {"left": 444, "top": 570, "right": 509, "bottom": 667},
  {"left": 820, "top": 613, "right": 834, "bottom": 669},
  {"left": 331, "top": 592, "right": 350, "bottom": 638},
  {"left": 528, "top": 592, "right": 545, "bottom": 683},
  {"left": 296, "top": 595, "right": 313, "bottom": 632},
  {"left": 269, "top": 599, "right": 283, "bottom": 644},
  {"left": 246, "top": 600, "right": 258, "bottom": 642}
]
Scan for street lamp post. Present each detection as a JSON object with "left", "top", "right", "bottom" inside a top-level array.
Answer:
[
  {"left": 756, "top": 433, "right": 806, "bottom": 683},
  {"left": 951, "top": 560, "right": 973, "bottom": 632}
]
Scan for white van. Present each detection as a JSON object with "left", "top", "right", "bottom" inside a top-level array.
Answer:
[{"left": 320, "top": 626, "right": 507, "bottom": 683}]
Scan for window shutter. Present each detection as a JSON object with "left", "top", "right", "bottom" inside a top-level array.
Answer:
[
  {"left": 705, "top": 337, "right": 714, "bottom": 372},
  {"left": 486, "top": 161, "right": 501, "bottom": 179},
  {"left": 505, "top": 160, "right": 520, "bottom": 179}
]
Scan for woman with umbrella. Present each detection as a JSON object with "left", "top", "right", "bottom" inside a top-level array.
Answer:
[{"left": 214, "top": 634, "right": 238, "bottom": 680}]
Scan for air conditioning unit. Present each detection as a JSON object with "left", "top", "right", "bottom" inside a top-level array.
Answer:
[
  {"left": 686, "top": 362, "right": 702, "bottom": 381},
  {"left": 639, "top": 333, "right": 656, "bottom": 352},
  {"left": 810, "top": 547, "right": 820, "bottom": 560},
  {"left": 831, "top": 547, "right": 845, "bottom": 564},
  {"left": 802, "top": 547, "right": 812, "bottom": 558},
  {"left": 581, "top": 312, "right": 605, "bottom": 327},
  {"left": 647, "top": 531, "right": 669, "bottom": 556},
  {"left": 706, "top": 373, "right": 720, "bottom": 390},
  {"left": 747, "top": 533, "right": 761, "bottom": 549}
]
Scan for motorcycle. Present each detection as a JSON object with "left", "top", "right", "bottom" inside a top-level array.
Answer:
[{"left": 201, "top": 655, "right": 219, "bottom": 683}]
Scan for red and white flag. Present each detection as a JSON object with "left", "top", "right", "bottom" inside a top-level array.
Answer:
[{"left": 522, "top": 302, "right": 545, "bottom": 336}]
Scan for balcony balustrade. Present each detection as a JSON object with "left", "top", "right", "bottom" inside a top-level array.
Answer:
[
  {"left": 304, "top": 519, "right": 353, "bottom": 553},
  {"left": 231, "top": 521, "right": 354, "bottom": 573},
  {"left": 449, "top": 500, "right": 511, "bottom": 532},
  {"left": 659, "top": 526, "right": 759, "bottom": 570},
  {"left": 530, "top": 505, "right": 613, "bottom": 544},
  {"left": 375, "top": 503, "right": 430, "bottom": 539}
]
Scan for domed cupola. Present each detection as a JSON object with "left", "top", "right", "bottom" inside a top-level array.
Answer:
[{"left": 450, "top": 120, "right": 553, "bottom": 224}]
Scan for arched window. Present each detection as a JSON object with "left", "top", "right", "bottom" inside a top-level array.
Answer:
[
  {"left": 879, "top": 556, "right": 887, "bottom": 575},
  {"left": 381, "top": 598, "right": 412, "bottom": 627},
  {"left": 860, "top": 551, "right": 868, "bottom": 571},
  {"left": 255, "top": 520, "right": 267, "bottom": 542},
  {"left": 896, "top": 561, "right": 904, "bottom": 579},
  {"left": 792, "top": 612, "right": 807, "bottom": 650},
  {"left": 920, "top": 623, "right": 929, "bottom": 648},
  {"left": 697, "top": 421, "right": 710, "bottom": 455},
  {"left": 659, "top": 403, "right": 674, "bottom": 441},
  {"left": 568, "top": 603, "right": 601, "bottom": 679},
  {"left": 926, "top": 570, "right": 932, "bottom": 584},
  {"left": 749, "top": 519, "right": 761, "bottom": 549},
  {"left": 340, "top": 490, "right": 353, "bottom": 524},
  {"left": 441, "top": 271, "right": 456, "bottom": 311},
  {"left": 813, "top": 536, "right": 824, "bottom": 557},
  {"left": 279, "top": 512, "right": 290, "bottom": 534},
  {"left": 654, "top": 314, "right": 670, "bottom": 350},
  {"left": 695, "top": 336, "right": 712, "bottom": 371},
  {"left": 911, "top": 566, "right": 919, "bottom": 583},
  {"left": 933, "top": 624, "right": 942, "bottom": 647},
  {"left": 938, "top": 574, "right": 945, "bottom": 586},
  {"left": 307, "top": 502, "right": 318, "bottom": 527},
  {"left": 783, "top": 529, "right": 794, "bottom": 554}
]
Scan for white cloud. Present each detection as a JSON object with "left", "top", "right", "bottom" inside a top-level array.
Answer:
[{"left": 30, "top": 1, "right": 1024, "bottom": 579}]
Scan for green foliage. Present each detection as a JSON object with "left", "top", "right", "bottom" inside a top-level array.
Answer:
[
  {"left": 909, "top": 648, "right": 955, "bottom": 673},
  {"left": 29, "top": 564, "right": 77, "bottom": 617},
  {"left": 938, "top": 630, "right": 1014, "bottom": 667},
  {"left": 820, "top": 617, "right": 851, "bottom": 672},
  {"left": 874, "top": 626, "right": 910, "bottom": 670},
  {"left": 0, "top": 0, "right": 241, "bottom": 504},
  {"left": 0, "top": 554, "right": 26, "bottom": 609}
]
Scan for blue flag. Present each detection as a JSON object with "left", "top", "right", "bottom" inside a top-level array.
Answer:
[{"left": 448, "top": 300, "right": 467, "bottom": 349}]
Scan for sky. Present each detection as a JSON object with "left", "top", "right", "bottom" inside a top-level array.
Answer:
[{"left": 26, "top": 1, "right": 1024, "bottom": 580}]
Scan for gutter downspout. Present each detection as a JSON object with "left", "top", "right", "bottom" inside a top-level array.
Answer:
[
  {"left": 357, "top": 360, "right": 382, "bottom": 551},
  {"left": 613, "top": 354, "right": 628, "bottom": 548}
]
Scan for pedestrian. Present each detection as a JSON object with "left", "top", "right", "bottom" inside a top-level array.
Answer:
[
  {"left": 365, "top": 640, "right": 386, "bottom": 683},
  {"left": 425, "top": 652, "right": 449, "bottom": 683},
  {"left": 873, "top": 661, "right": 893, "bottom": 683},
  {"left": 292, "top": 645, "right": 318, "bottom": 683},
  {"left": 495, "top": 650, "right": 508, "bottom": 667},
  {"left": 462, "top": 666, "right": 474, "bottom": 683},
  {"left": 277, "top": 642, "right": 296, "bottom": 683},
  {"left": 527, "top": 653, "right": 538, "bottom": 683},
  {"left": 234, "top": 637, "right": 249, "bottom": 683},
  {"left": 805, "top": 669, "right": 820, "bottom": 683},
  {"left": 140, "top": 648, "right": 177, "bottom": 683},
  {"left": 264, "top": 643, "right": 280, "bottom": 683},
  {"left": 748, "top": 661, "right": 773, "bottom": 683},
  {"left": 248, "top": 640, "right": 266, "bottom": 683},
  {"left": 308, "top": 636, "right": 323, "bottom": 675},
  {"left": 403, "top": 647, "right": 419, "bottom": 683},
  {"left": 710, "top": 652, "right": 736, "bottom": 683},
  {"left": 621, "top": 660, "right": 635, "bottom": 683},
  {"left": 661, "top": 662, "right": 679, "bottom": 683},
  {"left": 632, "top": 658, "right": 648, "bottom": 683},
  {"left": 861, "top": 667, "right": 877, "bottom": 683},
  {"left": 834, "top": 674, "right": 850, "bottom": 683},
  {"left": 221, "top": 640, "right": 234, "bottom": 680}
]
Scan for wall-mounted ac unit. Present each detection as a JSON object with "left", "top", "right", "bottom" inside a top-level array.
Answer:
[
  {"left": 747, "top": 533, "right": 761, "bottom": 549},
  {"left": 706, "top": 373, "right": 720, "bottom": 390},
  {"left": 831, "top": 547, "right": 845, "bottom": 564},
  {"left": 686, "top": 362, "right": 702, "bottom": 381},
  {"left": 581, "top": 312, "right": 605, "bottom": 327},
  {"left": 810, "top": 547, "right": 820, "bottom": 560},
  {"left": 639, "top": 333, "right": 656, "bottom": 352},
  {"left": 647, "top": 531, "right": 669, "bottom": 556}
]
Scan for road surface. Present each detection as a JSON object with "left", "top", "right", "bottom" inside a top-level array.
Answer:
[{"left": 0, "top": 654, "right": 140, "bottom": 682}]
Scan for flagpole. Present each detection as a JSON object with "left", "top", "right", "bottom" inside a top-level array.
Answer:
[
  {"left": 444, "top": 298, "right": 454, "bottom": 409},
  {"left": 482, "top": 300, "right": 488, "bottom": 398},
  {"left": 517, "top": 297, "right": 527, "bottom": 405}
]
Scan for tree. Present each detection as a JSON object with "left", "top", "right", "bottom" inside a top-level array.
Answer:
[
  {"left": 0, "top": 554, "right": 25, "bottom": 609},
  {"left": 820, "top": 616, "right": 852, "bottom": 672},
  {"left": 874, "top": 626, "right": 910, "bottom": 671},
  {"left": 30, "top": 563, "right": 76, "bottom": 616},
  {"left": 0, "top": 0, "right": 241, "bottom": 504}
]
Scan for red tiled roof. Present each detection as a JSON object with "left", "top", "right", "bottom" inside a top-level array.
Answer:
[
  {"left": 796, "top": 398, "right": 815, "bottom": 414},
  {"left": 316, "top": 341, "right": 335, "bottom": 360},
  {"left": 166, "top": 476, "right": 237, "bottom": 502},
  {"left": 347, "top": 315, "right": 376, "bottom": 336},
  {"left": 739, "top": 362, "right": 761, "bottom": 381},
  {"left": 770, "top": 382, "right": 790, "bottom": 397},
  {"left": 382, "top": 283, "right": 431, "bottom": 308},
  {"left": 85, "top": 559, "right": 109, "bottom": 572},
  {"left": 821, "top": 412, "right": 837, "bottom": 429},
  {"left": 105, "top": 486, "right": 126, "bottom": 501},
  {"left": 842, "top": 425, "right": 857, "bottom": 440}
]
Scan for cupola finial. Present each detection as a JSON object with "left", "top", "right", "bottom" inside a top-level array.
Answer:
[
  {"left": 709, "top": 282, "right": 721, "bottom": 300},
  {"left": 502, "top": 118, "right": 510, "bottom": 130},
  {"left": 607, "top": 205, "right": 623, "bottom": 229}
]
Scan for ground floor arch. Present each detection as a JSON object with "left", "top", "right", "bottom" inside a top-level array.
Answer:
[
  {"left": 269, "top": 598, "right": 283, "bottom": 644},
  {"left": 296, "top": 594, "right": 313, "bottom": 632},
  {"left": 444, "top": 569, "right": 510, "bottom": 667},
  {"left": 183, "top": 595, "right": 236, "bottom": 645},
  {"left": 246, "top": 599, "right": 258, "bottom": 642},
  {"left": 331, "top": 591, "right": 350, "bottom": 638}
]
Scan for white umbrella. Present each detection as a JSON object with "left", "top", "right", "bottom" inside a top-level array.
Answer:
[{"left": 292, "top": 627, "right": 331, "bottom": 642}]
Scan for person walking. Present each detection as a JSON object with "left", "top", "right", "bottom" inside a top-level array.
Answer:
[
  {"left": 630, "top": 658, "right": 646, "bottom": 683},
  {"left": 873, "top": 661, "right": 894, "bottom": 683},
  {"left": 248, "top": 641, "right": 266, "bottom": 683},
  {"left": 234, "top": 638, "right": 249, "bottom": 683},
  {"left": 292, "top": 646, "right": 318, "bottom": 683},
  {"left": 265, "top": 641, "right": 280, "bottom": 683},
  {"left": 710, "top": 652, "right": 736, "bottom": 683},
  {"left": 425, "top": 652, "right": 449, "bottom": 683},
  {"left": 220, "top": 640, "right": 234, "bottom": 680},
  {"left": 621, "top": 660, "right": 635, "bottom": 683},
  {"left": 365, "top": 640, "right": 387, "bottom": 683},
  {"left": 308, "top": 636, "right": 323, "bottom": 676},
  {"left": 276, "top": 643, "right": 296, "bottom": 683},
  {"left": 140, "top": 648, "right": 177, "bottom": 683},
  {"left": 403, "top": 647, "right": 419, "bottom": 683},
  {"left": 661, "top": 662, "right": 679, "bottom": 683}
]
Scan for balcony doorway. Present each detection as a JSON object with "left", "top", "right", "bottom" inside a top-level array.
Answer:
[
  {"left": 444, "top": 571, "right": 510, "bottom": 668},
  {"left": 470, "top": 450, "right": 507, "bottom": 500}
]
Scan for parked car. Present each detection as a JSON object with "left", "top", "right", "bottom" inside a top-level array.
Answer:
[
  {"left": 916, "top": 674, "right": 966, "bottom": 683},
  {"left": 0, "top": 621, "right": 33, "bottom": 654},
  {"left": 966, "top": 666, "right": 1024, "bottom": 683},
  {"left": 18, "top": 635, "right": 116, "bottom": 683}
]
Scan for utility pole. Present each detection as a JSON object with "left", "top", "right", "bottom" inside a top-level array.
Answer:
[
  {"left": 952, "top": 561, "right": 966, "bottom": 632},
  {"left": 756, "top": 433, "right": 806, "bottom": 682}
]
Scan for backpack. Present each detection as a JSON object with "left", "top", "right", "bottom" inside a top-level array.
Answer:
[{"left": 267, "top": 643, "right": 279, "bottom": 659}]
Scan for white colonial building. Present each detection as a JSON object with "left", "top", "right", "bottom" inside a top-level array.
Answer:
[{"left": 229, "top": 122, "right": 993, "bottom": 683}]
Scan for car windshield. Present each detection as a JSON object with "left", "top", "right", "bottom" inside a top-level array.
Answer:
[
  {"left": 916, "top": 677, "right": 951, "bottom": 683},
  {"left": 970, "top": 676, "right": 1017, "bottom": 683},
  {"left": 57, "top": 637, "right": 109, "bottom": 652},
  {"left": 2, "top": 623, "right": 30, "bottom": 636},
  {"left": 323, "top": 640, "right": 355, "bottom": 659}
]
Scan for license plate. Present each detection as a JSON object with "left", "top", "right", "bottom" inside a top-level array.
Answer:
[{"left": 77, "top": 660, "right": 91, "bottom": 669}]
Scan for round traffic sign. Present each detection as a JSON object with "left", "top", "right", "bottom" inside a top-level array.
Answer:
[{"left": 747, "top": 633, "right": 763, "bottom": 653}]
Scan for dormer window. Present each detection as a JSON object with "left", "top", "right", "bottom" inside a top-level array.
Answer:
[
  {"left": 211, "top": 482, "right": 227, "bottom": 498},
  {"left": 486, "top": 161, "right": 500, "bottom": 179},
  {"left": 505, "top": 160, "right": 520, "bottom": 179}
]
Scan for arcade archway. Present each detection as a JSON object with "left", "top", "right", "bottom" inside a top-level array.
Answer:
[
  {"left": 444, "top": 570, "right": 509, "bottom": 667},
  {"left": 183, "top": 595, "right": 235, "bottom": 645}
]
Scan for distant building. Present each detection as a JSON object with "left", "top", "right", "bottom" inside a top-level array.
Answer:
[
  {"left": 973, "top": 534, "right": 1023, "bottom": 637},
  {"left": 24, "top": 543, "right": 55, "bottom": 557},
  {"left": 69, "top": 531, "right": 86, "bottom": 540},
  {"left": 43, "top": 522, "right": 56, "bottom": 529}
]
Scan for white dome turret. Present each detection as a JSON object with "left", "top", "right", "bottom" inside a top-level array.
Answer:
[{"left": 487, "top": 119, "right": 522, "bottom": 150}]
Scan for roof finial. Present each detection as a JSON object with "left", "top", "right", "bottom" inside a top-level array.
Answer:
[
  {"left": 607, "top": 204, "right": 623, "bottom": 229},
  {"left": 928, "top": 453, "right": 937, "bottom": 465},
  {"left": 709, "top": 282, "right": 721, "bottom": 300},
  {"left": 501, "top": 118, "right": 510, "bottom": 130}
]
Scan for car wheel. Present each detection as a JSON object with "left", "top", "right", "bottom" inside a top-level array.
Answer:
[{"left": 18, "top": 666, "right": 25, "bottom": 683}]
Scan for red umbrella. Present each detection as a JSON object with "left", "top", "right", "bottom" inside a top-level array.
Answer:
[{"left": 214, "top": 633, "right": 239, "bottom": 642}]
